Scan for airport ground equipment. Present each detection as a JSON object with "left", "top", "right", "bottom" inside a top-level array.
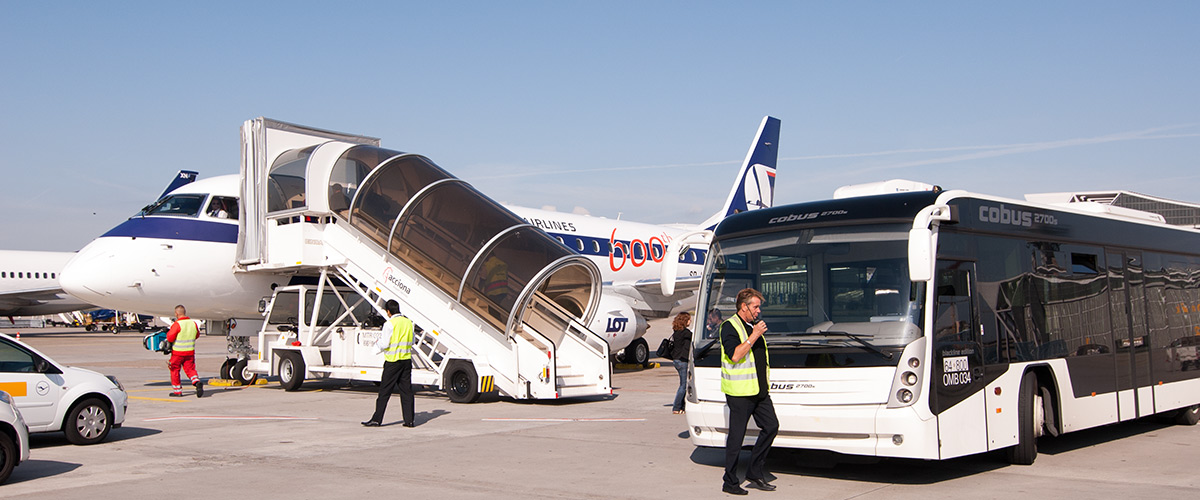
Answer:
[{"left": 228, "top": 118, "right": 612, "bottom": 402}]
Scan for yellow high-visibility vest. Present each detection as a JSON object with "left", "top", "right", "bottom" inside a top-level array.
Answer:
[
  {"left": 383, "top": 314, "right": 414, "bottom": 362},
  {"left": 720, "top": 317, "right": 769, "bottom": 396},
  {"left": 174, "top": 319, "right": 199, "bottom": 353}
]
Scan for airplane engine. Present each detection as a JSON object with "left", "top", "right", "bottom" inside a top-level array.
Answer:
[{"left": 588, "top": 294, "right": 649, "bottom": 364}]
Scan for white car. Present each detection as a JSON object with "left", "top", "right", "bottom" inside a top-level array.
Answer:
[
  {"left": 0, "top": 389, "right": 31, "bottom": 484},
  {"left": 0, "top": 333, "right": 127, "bottom": 445}
]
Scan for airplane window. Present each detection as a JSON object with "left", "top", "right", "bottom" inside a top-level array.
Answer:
[
  {"left": 575, "top": 238, "right": 584, "bottom": 252},
  {"left": 593, "top": 241, "right": 601, "bottom": 253},
  {"left": 51, "top": 273, "right": 56, "bottom": 279},
  {"left": 633, "top": 243, "right": 643, "bottom": 260},
  {"left": 18, "top": 273, "right": 23, "bottom": 278},
  {"left": 34, "top": 273, "right": 40, "bottom": 279},
  {"left": 144, "top": 194, "right": 207, "bottom": 217},
  {"left": 206, "top": 196, "right": 239, "bottom": 220},
  {"left": 556, "top": 237, "right": 565, "bottom": 244},
  {"left": 1, "top": 272, "right": 5, "bottom": 278},
  {"left": 689, "top": 251, "right": 696, "bottom": 262},
  {"left": 651, "top": 243, "right": 663, "bottom": 261}
]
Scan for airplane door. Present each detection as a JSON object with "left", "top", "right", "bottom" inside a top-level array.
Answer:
[
  {"left": 932, "top": 260, "right": 988, "bottom": 458},
  {"left": 1108, "top": 250, "right": 1154, "bottom": 420},
  {"left": 0, "top": 338, "right": 65, "bottom": 428}
]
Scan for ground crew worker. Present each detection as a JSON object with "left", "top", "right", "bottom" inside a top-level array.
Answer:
[
  {"left": 362, "top": 300, "right": 415, "bottom": 427},
  {"left": 166, "top": 304, "right": 203, "bottom": 398},
  {"left": 719, "top": 288, "right": 778, "bottom": 495}
]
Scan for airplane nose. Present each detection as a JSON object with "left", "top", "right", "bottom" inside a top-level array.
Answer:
[{"left": 60, "top": 242, "right": 113, "bottom": 302}]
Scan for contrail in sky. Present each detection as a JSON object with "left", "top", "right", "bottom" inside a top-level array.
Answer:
[{"left": 470, "top": 124, "right": 1198, "bottom": 180}]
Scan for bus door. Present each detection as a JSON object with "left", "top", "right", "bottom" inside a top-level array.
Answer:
[
  {"left": 932, "top": 260, "right": 988, "bottom": 458},
  {"left": 1107, "top": 250, "right": 1154, "bottom": 420}
]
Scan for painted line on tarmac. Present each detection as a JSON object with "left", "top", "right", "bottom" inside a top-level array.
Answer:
[
  {"left": 481, "top": 418, "right": 646, "bottom": 422},
  {"left": 143, "top": 415, "right": 319, "bottom": 422},
  {"left": 129, "top": 396, "right": 189, "bottom": 403}
]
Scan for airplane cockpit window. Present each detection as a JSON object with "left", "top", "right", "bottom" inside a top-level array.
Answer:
[
  {"left": 268, "top": 146, "right": 316, "bottom": 212},
  {"left": 206, "top": 196, "right": 239, "bottom": 220},
  {"left": 142, "top": 194, "right": 207, "bottom": 217}
]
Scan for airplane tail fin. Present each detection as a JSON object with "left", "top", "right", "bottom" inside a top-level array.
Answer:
[
  {"left": 699, "top": 116, "right": 781, "bottom": 230},
  {"left": 159, "top": 170, "right": 199, "bottom": 200}
]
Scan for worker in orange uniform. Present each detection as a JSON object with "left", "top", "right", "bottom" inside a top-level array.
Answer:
[{"left": 166, "top": 304, "right": 204, "bottom": 398}]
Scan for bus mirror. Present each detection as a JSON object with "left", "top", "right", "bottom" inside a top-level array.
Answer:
[
  {"left": 909, "top": 227, "right": 933, "bottom": 282},
  {"left": 660, "top": 241, "right": 681, "bottom": 296}
]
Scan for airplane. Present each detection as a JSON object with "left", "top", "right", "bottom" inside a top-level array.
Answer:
[
  {"left": 0, "top": 250, "right": 94, "bottom": 320},
  {"left": 60, "top": 116, "right": 780, "bottom": 366},
  {"left": 0, "top": 171, "right": 201, "bottom": 325}
]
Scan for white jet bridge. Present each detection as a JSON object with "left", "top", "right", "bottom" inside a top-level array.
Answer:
[{"left": 232, "top": 118, "right": 611, "bottom": 402}]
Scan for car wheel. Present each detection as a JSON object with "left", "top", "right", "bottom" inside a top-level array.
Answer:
[
  {"left": 0, "top": 431, "right": 15, "bottom": 484},
  {"left": 65, "top": 397, "right": 113, "bottom": 445}
]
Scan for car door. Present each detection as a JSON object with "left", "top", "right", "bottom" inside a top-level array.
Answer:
[{"left": 0, "top": 337, "right": 65, "bottom": 429}]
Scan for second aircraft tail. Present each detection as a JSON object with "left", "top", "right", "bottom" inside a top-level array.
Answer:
[{"left": 699, "top": 116, "right": 781, "bottom": 230}]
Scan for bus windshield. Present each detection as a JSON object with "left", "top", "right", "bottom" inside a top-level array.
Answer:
[{"left": 696, "top": 223, "right": 923, "bottom": 367}]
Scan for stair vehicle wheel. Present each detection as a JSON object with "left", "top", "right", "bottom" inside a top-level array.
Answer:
[
  {"left": 1005, "top": 371, "right": 1042, "bottom": 465},
  {"left": 1176, "top": 404, "right": 1200, "bottom": 426},
  {"left": 278, "top": 352, "right": 305, "bottom": 391},
  {"left": 626, "top": 338, "right": 650, "bottom": 366},
  {"left": 219, "top": 358, "right": 236, "bottom": 380},
  {"left": 0, "top": 431, "right": 16, "bottom": 484},
  {"left": 64, "top": 397, "right": 113, "bottom": 445},
  {"left": 232, "top": 358, "right": 259, "bottom": 386},
  {"left": 446, "top": 363, "right": 480, "bottom": 403}
]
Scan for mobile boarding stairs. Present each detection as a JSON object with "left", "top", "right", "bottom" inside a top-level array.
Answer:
[{"left": 232, "top": 118, "right": 612, "bottom": 403}]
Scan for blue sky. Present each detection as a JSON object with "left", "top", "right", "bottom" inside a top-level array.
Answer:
[{"left": 2, "top": 1, "right": 1197, "bottom": 251}]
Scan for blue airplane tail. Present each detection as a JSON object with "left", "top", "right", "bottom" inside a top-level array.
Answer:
[
  {"left": 159, "top": 170, "right": 199, "bottom": 200},
  {"left": 701, "top": 116, "right": 780, "bottom": 229}
]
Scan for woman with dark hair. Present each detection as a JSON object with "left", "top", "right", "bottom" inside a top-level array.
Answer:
[{"left": 669, "top": 311, "right": 693, "bottom": 414}]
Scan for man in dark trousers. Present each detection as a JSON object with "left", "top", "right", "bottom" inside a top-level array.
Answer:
[
  {"left": 719, "top": 288, "right": 779, "bottom": 495},
  {"left": 362, "top": 300, "right": 416, "bottom": 427}
]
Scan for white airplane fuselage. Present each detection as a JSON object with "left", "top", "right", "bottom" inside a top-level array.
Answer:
[{"left": 0, "top": 250, "right": 93, "bottom": 316}]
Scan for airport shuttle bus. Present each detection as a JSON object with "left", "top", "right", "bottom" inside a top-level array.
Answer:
[{"left": 681, "top": 183, "right": 1200, "bottom": 464}]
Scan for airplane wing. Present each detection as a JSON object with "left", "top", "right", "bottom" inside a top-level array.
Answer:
[
  {"left": 0, "top": 286, "right": 94, "bottom": 316},
  {"left": 606, "top": 276, "right": 704, "bottom": 318}
]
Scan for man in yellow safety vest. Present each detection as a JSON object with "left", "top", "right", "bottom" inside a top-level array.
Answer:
[
  {"left": 166, "top": 304, "right": 203, "bottom": 398},
  {"left": 362, "top": 300, "right": 416, "bottom": 427},
  {"left": 719, "top": 288, "right": 778, "bottom": 495}
]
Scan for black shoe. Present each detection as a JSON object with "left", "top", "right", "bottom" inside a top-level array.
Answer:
[
  {"left": 169, "top": 392, "right": 183, "bottom": 398},
  {"left": 193, "top": 380, "right": 204, "bottom": 398},
  {"left": 361, "top": 420, "right": 381, "bottom": 427},
  {"left": 402, "top": 422, "right": 415, "bottom": 428},
  {"left": 722, "top": 483, "right": 748, "bottom": 495},
  {"left": 746, "top": 478, "right": 776, "bottom": 491}
]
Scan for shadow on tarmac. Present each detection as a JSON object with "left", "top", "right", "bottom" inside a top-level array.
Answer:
[
  {"left": 688, "top": 416, "right": 1180, "bottom": 485},
  {"left": 29, "top": 426, "right": 162, "bottom": 449},
  {"left": 5, "top": 460, "right": 82, "bottom": 485}
]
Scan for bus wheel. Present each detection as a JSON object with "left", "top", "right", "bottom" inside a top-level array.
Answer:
[
  {"left": 1005, "top": 371, "right": 1042, "bottom": 465},
  {"left": 1176, "top": 404, "right": 1200, "bottom": 426}
]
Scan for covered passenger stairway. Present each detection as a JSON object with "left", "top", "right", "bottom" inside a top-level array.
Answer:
[{"left": 236, "top": 118, "right": 611, "bottom": 401}]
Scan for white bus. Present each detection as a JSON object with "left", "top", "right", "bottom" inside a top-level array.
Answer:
[{"left": 675, "top": 182, "right": 1200, "bottom": 464}]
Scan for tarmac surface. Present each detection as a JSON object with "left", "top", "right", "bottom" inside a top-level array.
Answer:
[{"left": 3, "top": 325, "right": 1199, "bottom": 499}]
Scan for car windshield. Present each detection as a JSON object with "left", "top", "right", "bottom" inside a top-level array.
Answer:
[
  {"left": 139, "top": 194, "right": 207, "bottom": 217},
  {"left": 696, "top": 224, "right": 924, "bottom": 366}
]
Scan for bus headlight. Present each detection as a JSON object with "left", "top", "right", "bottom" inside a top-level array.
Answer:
[
  {"left": 902, "top": 371, "right": 918, "bottom": 386},
  {"left": 897, "top": 388, "right": 913, "bottom": 403}
]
